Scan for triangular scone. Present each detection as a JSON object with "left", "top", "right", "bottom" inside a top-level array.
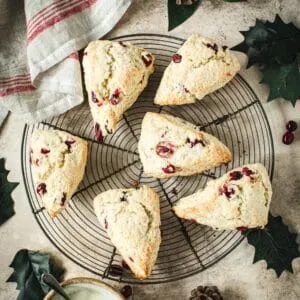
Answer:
[
  {"left": 154, "top": 34, "right": 240, "bottom": 105},
  {"left": 138, "top": 112, "right": 232, "bottom": 178},
  {"left": 93, "top": 186, "right": 161, "bottom": 280},
  {"left": 83, "top": 40, "right": 155, "bottom": 142},
  {"left": 173, "top": 164, "right": 272, "bottom": 230},
  {"left": 30, "top": 129, "right": 87, "bottom": 217}
]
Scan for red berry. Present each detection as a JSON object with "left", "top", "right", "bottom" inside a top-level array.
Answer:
[
  {"left": 65, "top": 139, "right": 75, "bottom": 151},
  {"left": 236, "top": 226, "right": 248, "bottom": 234},
  {"left": 95, "top": 123, "right": 103, "bottom": 142},
  {"left": 172, "top": 53, "right": 182, "bottom": 63},
  {"left": 282, "top": 131, "right": 294, "bottom": 145},
  {"left": 142, "top": 53, "right": 153, "bottom": 67},
  {"left": 156, "top": 142, "right": 175, "bottom": 158},
  {"left": 110, "top": 88, "right": 121, "bottom": 105},
  {"left": 41, "top": 148, "right": 50, "bottom": 154},
  {"left": 120, "top": 285, "right": 132, "bottom": 298},
  {"left": 186, "top": 138, "right": 205, "bottom": 148},
  {"left": 91, "top": 91, "right": 98, "bottom": 103},
  {"left": 219, "top": 184, "right": 235, "bottom": 198},
  {"left": 229, "top": 171, "right": 243, "bottom": 181},
  {"left": 286, "top": 120, "right": 297, "bottom": 132},
  {"left": 162, "top": 164, "right": 176, "bottom": 174},
  {"left": 242, "top": 167, "right": 254, "bottom": 176},
  {"left": 36, "top": 183, "right": 47, "bottom": 196}
]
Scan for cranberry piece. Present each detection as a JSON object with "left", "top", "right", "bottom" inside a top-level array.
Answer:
[
  {"left": 186, "top": 138, "right": 205, "bottom": 148},
  {"left": 129, "top": 257, "right": 134, "bottom": 262},
  {"left": 206, "top": 43, "right": 218, "bottom": 53},
  {"left": 104, "top": 218, "right": 108, "bottom": 230},
  {"left": 282, "top": 131, "right": 294, "bottom": 145},
  {"left": 110, "top": 88, "right": 121, "bottom": 105},
  {"left": 122, "top": 260, "right": 130, "bottom": 270},
  {"left": 35, "top": 159, "right": 40, "bottom": 166},
  {"left": 36, "top": 183, "right": 47, "bottom": 196},
  {"left": 91, "top": 91, "right": 99, "bottom": 103},
  {"left": 237, "top": 226, "right": 248, "bottom": 234},
  {"left": 162, "top": 164, "right": 176, "bottom": 174},
  {"left": 95, "top": 123, "right": 103, "bottom": 142},
  {"left": 41, "top": 148, "right": 50, "bottom": 154},
  {"left": 108, "top": 265, "right": 123, "bottom": 277},
  {"left": 60, "top": 193, "right": 67, "bottom": 206},
  {"left": 65, "top": 139, "right": 75, "bottom": 151},
  {"left": 120, "top": 285, "right": 132, "bottom": 298},
  {"left": 242, "top": 167, "right": 254, "bottom": 176},
  {"left": 142, "top": 53, "right": 153, "bottom": 67},
  {"left": 172, "top": 53, "right": 182, "bottom": 63},
  {"left": 219, "top": 184, "right": 235, "bottom": 198},
  {"left": 286, "top": 120, "right": 297, "bottom": 132},
  {"left": 119, "top": 41, "right": 127, "bottom": 47},
  {"left": 229, "top": 171, "right": 243, "bottom": 181},
  {"left": 156, "top": 142, "right": 175, "bottom": 158}
]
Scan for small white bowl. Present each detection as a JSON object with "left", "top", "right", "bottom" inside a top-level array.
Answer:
[{"left": 44, "top": 277, "right": 124, "bottom": 300}]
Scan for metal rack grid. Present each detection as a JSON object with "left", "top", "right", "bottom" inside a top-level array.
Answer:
[{"left": 21, "top": 34, "right": 274, "bottom": 284}]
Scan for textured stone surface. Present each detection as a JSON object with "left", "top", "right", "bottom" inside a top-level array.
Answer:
[{"left": 1, "top": 0, "right": 300, "bottom": 299}]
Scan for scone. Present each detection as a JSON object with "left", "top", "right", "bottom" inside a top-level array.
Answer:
[
  {"left": 83, "top": 40, "right": 155, "bottom": 141},
  {"left": 93, "top": 186, "right": 161, "bottom": 280},
  {"left": 138, "top": 112, "right": 232, "bottom": 178},
  {"left": 154, "top": 34, "right": 240, "bottom": 105},
  {"left": 173, "top": 164, "right": 272, "bottom": 230},
  {"left": 30, "top": 129, "right": 88, "bottom": 217}
]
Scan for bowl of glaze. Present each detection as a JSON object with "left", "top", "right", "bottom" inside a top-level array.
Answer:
[{"left": 44, "top": 277, "right": 124, "bottom": 300}]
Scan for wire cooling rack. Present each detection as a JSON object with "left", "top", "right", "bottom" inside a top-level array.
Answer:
[{"left": 21, "top": 34, "right": 274, "bottom": 284}]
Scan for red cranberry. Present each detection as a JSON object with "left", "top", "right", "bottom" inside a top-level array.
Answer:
[
  {"left": 60, "top": 193, "right": 67, "bottom": 206},
  {"left": 121, "top": 260, "right": 130, "bottom": 270},
  {"left": 282, "top": 131, "right": 294, "bottom": 145},
  {"left": 162, "top": 164, "right": 176, "bottom": 174},
  {"left": 242, "top": 167, "right": 254, "bottom": 176},
  {"left": 237, "top": 226, "right": 248, "bottom": 234},
  {"left": 120, "top": 285, "right": 132, "bottom": 298},
  {"left": 219, "top": 184, "right": 235, "bottom": 198},
  {"left": 91, "top": 91, "right": 99, "bottom": 103},
  {"left": 156, "top": 142, "right": 175, "bottom": 158},
  {"left": 286, "top": 120, "right": 297, "bottom": 132},
  {"left": 41, "top": 148, "right": 50, "bottom": 154},
  {"left": 65, "top": 139, "right": 75, "bottom": 151},
  {"left": 36, "top": 183, "right": 47, "bottom": 196},
  {"left": 172, "top": 53, "right": 182, "bottom": 63},
  {"left": 142, "top": 53, "right": 153, "bottom": 67},
  {"left": 104, "top": 218, "right": 108, "bottom": 230},
  {"left": 229, "top": 171, "right": 243, "bottom": 181},
  {"left": 95, "top": 123, "right": 103, "bottom": 142},
  {"left": 186, "top": 138, "right": 205, "bottom": 148},
  {"left": 110, "top": 88, "right": 121, "bottom": 105},
  {"left": 34, "top": 159, "right": 40, "bottom": 166}
]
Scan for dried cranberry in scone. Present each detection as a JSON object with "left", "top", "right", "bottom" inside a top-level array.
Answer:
[
  {"left": 95, "top": 123, "right": 103, "bottom": 142},
  {"left": 110, "top": 88, "right": 122, "bottom": 105},
  {"left": 155, "top": 142, "right": 175, "bottom": 158},
  {"left": 186, "top": 137, "right": 205, "bottom": 148},
  {"left": 229, "top": 171, "right": 243, "bottom": 181},
  {"left": 162, "top": 164, "right": 176, "bottom": 174},
  {"left": 242, "top": 167, "right": 254, "bottom": 177},
  {"left": 219, "top": 184, "right": 235, "bottom": 198},
  {"left": 41, "top": 148, "right": 50, "bottom": 154},
  {"left": 65, "top": 139, "right": 75, "bottom": 151},
  {"left": 172, "top": 54, "right": 182, "bottom": 63},
  {"left": 36, "top": 183, "right": 47, "bottom": 196},
  {"left": 141, "top": 52, "right": 153, "bottom": 67}
]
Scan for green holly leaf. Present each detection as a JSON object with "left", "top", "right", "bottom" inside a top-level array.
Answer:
[
  {"left": 232, "top": 15, "right": 300, "bottom": 67},
  {"left": 7, "top": 249, "right": 64, "bottom": 300},
  {"left": 261, "top": 55, "right": 300, "bottom": 106},
  {"left": 168, "top": 0, "right": 202, "bottom": 31},
  {"left": 246, "top": 215, "right": 300, "bottom": 277},
  {"left": 0, "top": 158, "right": 19, "bottom": 225}
]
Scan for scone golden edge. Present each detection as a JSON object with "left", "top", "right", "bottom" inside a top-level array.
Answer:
[
  {"left": 93, "top": 186, "right": 161, "bottom": 280},
  {"left": 173, "top": 164, "right": 272, "bottom": 230},
  {"left": 30, "top": 129, "right": 88, "bottom": 218},
  {"left": 138, "top": 112, "right": 232, "bottom": 178},
  {"left": 83, "top": 40, "right": 155, "bottom": 142},
  {"left": 154, "top": 33, "right": 240, "bottom": 106}
]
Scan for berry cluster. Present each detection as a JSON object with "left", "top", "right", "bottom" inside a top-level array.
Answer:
[{"left": 282, "top": 121, "right": 297, "bottom": 145}]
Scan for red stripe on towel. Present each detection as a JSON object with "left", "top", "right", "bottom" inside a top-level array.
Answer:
[{"left": 0, "top": 85, "right": 36, "bottom": 96}]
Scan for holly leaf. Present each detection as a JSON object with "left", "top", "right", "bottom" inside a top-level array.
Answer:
[
  {"left": 7, "top": 249, "right": 64, "bottom": 300},
  {"left": 232, "top": 15, "right": 300, "bottom": 67},
  {"left": 0, "top": 158, "right": 19, "bottom": 225},
  {"left": 246, "top": 215, "right": 300, "bottom": 277},
  {"left": 168, "top": 0, "right": 202, "bottom": 31},
  {"left": 261, "top": 54, "right": 300, "bottom": 106}
]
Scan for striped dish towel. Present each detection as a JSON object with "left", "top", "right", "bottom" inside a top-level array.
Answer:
[{"left": 0, "top": 0, "right": 132, "bottom": 126}]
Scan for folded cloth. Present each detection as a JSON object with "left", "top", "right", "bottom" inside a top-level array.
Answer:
[{"left": 0, "top": 0, "right": 132, "bottom": 126}]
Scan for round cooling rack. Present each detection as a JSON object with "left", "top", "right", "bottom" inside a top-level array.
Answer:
[{"left": 21, "top": 34, "right": 274, "bottom": 284}]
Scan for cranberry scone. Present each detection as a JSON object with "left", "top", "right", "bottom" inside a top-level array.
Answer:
[
  {"left": 83, "top": 40, "right": 155, "bottom": 142},
  {"left": 154, "top": 34, "right": 240, "bottom": 105},
  {"left": 30, "top": 129, "right": 88, "bottom": 217},
  {"left": 138, "top": 112, "right": 232, "bottom": 178},
  {"left": 173, "top": 164, "right": 272, "bottom": 230},
  {"left": 93, "top": 186, "right": 161, "bottom": 280}
]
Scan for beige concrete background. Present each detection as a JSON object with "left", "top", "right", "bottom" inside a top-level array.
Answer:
[{"left": 1, "top": 0, "right": 300, "bottom": 299}]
